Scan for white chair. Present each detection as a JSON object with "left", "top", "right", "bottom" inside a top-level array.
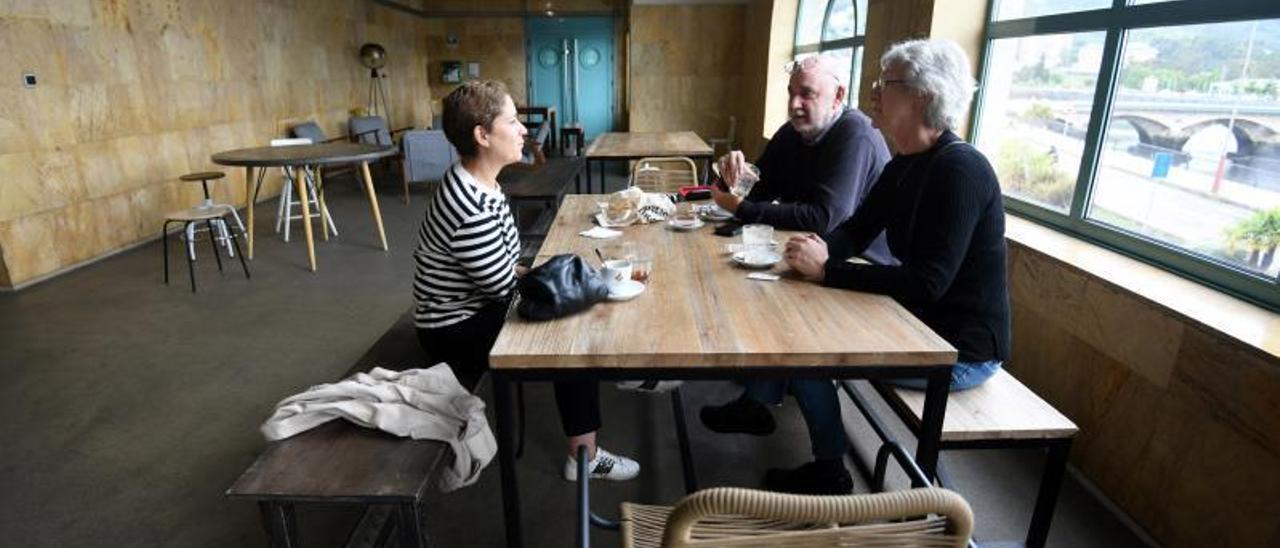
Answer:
[
  {"left": 629, "top": 157, "right": 699, "bottom": 194},
  {"left": 271, "top": 138, "right": 338, "bottom": 242},
  {"left": 178, "top": 171, "right": 244, "bottom": 262}
]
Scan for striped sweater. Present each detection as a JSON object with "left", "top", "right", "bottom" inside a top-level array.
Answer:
[{"left": 413, "top": 163, "right": 521, "bottom": 329}]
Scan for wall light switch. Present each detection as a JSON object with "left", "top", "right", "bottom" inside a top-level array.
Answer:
[{"left": 23, "top": 72, "right": 37, "bottom": 88}]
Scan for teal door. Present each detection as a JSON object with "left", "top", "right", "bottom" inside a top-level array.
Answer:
[{"left": 527, "top": 17, "right": 614, "bottom": 142}]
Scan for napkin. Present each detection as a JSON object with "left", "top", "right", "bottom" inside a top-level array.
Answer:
[{"left": 579, "top": 226, "right": 622, "bottom": 239}]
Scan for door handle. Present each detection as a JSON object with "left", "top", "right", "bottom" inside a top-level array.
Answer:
[{"left": 571, "top": 39, "right": 581, "bottom": 125}]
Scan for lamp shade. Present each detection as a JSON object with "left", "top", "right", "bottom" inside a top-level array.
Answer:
[{"left": 359, "top": 43, "right": 387, "bottom": 70}]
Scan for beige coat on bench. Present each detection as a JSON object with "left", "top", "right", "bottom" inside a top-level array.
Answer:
[{"left": 261, "top": 365, "right": 497, "bottom": 492}]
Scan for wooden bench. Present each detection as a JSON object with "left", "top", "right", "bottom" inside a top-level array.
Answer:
[
  {"left": 500, "top": 157, "right": 586, "bottom": 261},
  {"left": 228, "top": 313, "right": 447, "bottom": 548},
  {"left": 841, "top": 369, "right": 1078, "bottom": 548}
]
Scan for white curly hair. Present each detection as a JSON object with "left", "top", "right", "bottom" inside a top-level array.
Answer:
[{"left": 880, "top": 38, "right": 976, "bottom": 131}]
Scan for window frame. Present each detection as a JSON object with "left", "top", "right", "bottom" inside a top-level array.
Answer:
[
  {"left": 970, "top": 0, "right": 1280, "bottom": 310},
  {"left": 794, "top": 0, "right": 867, "bottom": 106}
]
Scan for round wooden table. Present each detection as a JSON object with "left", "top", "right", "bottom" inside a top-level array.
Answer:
[{"left": 212, "top": 143, "right": 396, "bottom": 272}]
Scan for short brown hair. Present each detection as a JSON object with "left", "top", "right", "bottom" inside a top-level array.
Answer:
[{"left": 441, "top": 80, "right": 510, "bottom": 158}]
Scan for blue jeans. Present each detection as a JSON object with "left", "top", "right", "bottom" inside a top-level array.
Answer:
[
  {"left": 743, "top": 379, "right": 848, "bottom": 460},
  {"left": 884, "top": 360, "right": 1003, "bottom": 391},
  {"left": 742, "top": 360, "right": 1002, "bottom": 461}
]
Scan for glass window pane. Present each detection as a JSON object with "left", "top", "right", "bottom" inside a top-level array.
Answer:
[
  {"left": 796, "top": 0, "right": 827, "bottom": 46},
  {"left": 823, "top": 0, "right": 855, "bottom": 41},
  {"left": 850, "top": 45, "right": 863, "bottom": 106},
  {"left": 993, "top": 0, "right": 1111, "bottom": 21},
  {"left": 975, "top": 32, "right": 1106, "bottom": 212},
  {"left": 821, "top": 47, "right": 855, "bottom": 104},
  {"left": 856, "top": 0, "right": 867, "bottom": 35},
  {"left": 1089, "top": 19, "right": 1280, "bottom": 278}
]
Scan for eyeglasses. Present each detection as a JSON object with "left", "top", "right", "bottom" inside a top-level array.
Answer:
[{"left": 871, "top": 78, "right": 909, "bottom": 92}]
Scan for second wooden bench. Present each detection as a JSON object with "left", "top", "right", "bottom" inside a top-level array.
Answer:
[{"left": 842, "top": 368, "right": 1078, "bottom": 548}]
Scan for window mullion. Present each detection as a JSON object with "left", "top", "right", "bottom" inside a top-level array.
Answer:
[
  {"left": 966, "top": 0, "right": 999, "bottom": 143},
  {"left": 1067, "top": 26, "right": 1125, "bottom": 222}
]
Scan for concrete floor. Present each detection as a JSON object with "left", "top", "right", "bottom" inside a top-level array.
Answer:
[{"left": 0, "top": 168, "right": 1150, "bottom": 547}]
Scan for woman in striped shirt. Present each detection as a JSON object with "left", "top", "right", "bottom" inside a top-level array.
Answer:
[{"left": 414, "top": 81, "right": 639, "bottom": 482}]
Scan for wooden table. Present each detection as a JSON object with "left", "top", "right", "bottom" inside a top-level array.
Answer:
[
  {"left": 212, "top": 143, "right": 396, "bottom": 271},
  {"left": 583, "top": 131, "right": 714, "bottom": 193},
  {"left": 488, "top": 195, "right": 958, "bottom": 548}
]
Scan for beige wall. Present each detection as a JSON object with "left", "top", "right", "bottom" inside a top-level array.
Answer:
[
  {"left": 1006, "top": 231, "right": 1280, "bottom": 548},
  {"left": 0, "top": 0, "right": 435, "bottom": 288},
  {"left": 628, "top": 4, "right": 744, "bottom": 144},
  {"left": 423, "top": 17, "right": 528, "bottom": 117}
]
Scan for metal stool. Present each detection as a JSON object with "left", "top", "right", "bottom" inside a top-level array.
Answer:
[
  {"left": 179, "top": 171, "right": 245, "bottom": 260},
  {"left": 270, "top": 138, "right": 337, "bottom": 242},
  {"left": 560, "top": 125, "right": 584, "bottom": 157},
  {"left": 162, "top": 206, "right": 250, "bottom": 292}
]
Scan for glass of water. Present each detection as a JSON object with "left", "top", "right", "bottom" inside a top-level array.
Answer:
[{"left": 732, "top": 164, "right": 761, "bottom": 197}]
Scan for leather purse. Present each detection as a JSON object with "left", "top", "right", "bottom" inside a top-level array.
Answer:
[{"left": 516, "top": 254, "right": 610, "bottom": 321}]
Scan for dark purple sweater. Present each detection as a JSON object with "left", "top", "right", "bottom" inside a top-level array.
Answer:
[{"left": 737, "top": 109, "right": 893, "bottom": 264}]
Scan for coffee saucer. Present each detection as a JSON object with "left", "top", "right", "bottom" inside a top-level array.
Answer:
[
  {"left": 731, "top": 250, "right": 782, "bottom": 269},
  {"left": 667, "top": 218, "right": 705, "bottom": 231},
  {"left": 607, "top": 279, "right": 646, "bottom": 301}
]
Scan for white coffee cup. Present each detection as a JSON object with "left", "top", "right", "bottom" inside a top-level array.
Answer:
[{"left": 602, "top": 259, "right": 633, "bottom": 291}]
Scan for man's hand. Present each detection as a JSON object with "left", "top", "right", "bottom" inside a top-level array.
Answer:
[
  {"left": 716, "top": 151, "right": 747, "bottom": 187},
  {"left": 711, "top": 184, "right": 743, "bottom": 213},
  {"left": 784, "top": 233, "right": 828, "bottom": 283}
]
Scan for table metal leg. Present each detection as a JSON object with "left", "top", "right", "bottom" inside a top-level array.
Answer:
[
  {"left": 244, "top": 166, "right": 255, "bottom": 259},
  {"left": 1027, "top": 438, "right": 1072, "bottom": 548},
  {"left": 493, "top": 374, "right": 523, "bottom": 548},
  {"left": 585, "top": 160, "right": 593, "bottom": 194},
  {"left": 258, "top": 501, "right": 300, "bottom": 548},
  {"left": 360, "top": 161, "right": 389, "bottom": 251},
  {"left": 669, "top": 388, "right": 699, "bottom": 494},
  {"left": 915, "top": 367, "right": 951, "bottom": 486}
]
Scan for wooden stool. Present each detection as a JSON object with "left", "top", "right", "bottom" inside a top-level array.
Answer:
[
  {"left": 162, "top": 205, "right": 250, "bottom": 292},
  {"left": 560, "top": 125, "right": 584, "bottom": 157}
]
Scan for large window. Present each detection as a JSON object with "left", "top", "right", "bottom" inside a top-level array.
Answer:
[
  {"left": 794, "top": 0, "right": 867, "bottom": 106},
  {"left": 973, "top": 1, "right": 1280, "bottom": 308}
]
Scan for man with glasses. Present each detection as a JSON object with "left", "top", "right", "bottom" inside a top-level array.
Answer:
[{"left": 701, "top": 54, "right": 893, "bottom": 495}]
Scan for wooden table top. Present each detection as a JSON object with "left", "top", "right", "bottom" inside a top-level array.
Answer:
[
  {"left": 584, "top": 131, "right": 714, "bottom": 160},
  {"left": 212, "top": 143, "right": 395, "bottom": 167},
  {"left": 490, "top": 195, "right": 956, "bottom": 369}
]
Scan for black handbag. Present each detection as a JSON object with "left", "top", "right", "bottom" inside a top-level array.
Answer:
[{"left": 516, "top": 254, "right": 610, "bottom": 321}]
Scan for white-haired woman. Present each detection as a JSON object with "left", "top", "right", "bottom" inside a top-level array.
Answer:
[{"left": 764, "top": 38, "right": 1011, "bottom": 495}]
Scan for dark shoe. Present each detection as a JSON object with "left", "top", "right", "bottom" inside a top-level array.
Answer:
[
  {"left": 764, "top": 459, "right": 853, "bottom": 495},
  {"left": 699, "top": 394, "right": 776, "bottom": 435}
]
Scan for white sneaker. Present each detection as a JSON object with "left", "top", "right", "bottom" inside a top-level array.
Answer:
[{"left": 563, "top": 446, "right": 641, "bottom": 482}]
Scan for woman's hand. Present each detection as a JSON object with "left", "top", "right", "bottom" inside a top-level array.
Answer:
[
  {"left": 515, "top": 265, "right": 530, "bottom": 278},
  {"left": 784, "top": 234, "right": 828, "bottom": 283}
]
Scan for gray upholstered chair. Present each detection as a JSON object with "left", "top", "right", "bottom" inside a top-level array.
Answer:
[{"left": 400, "top": 129, "right": 456, "bottom": 204}]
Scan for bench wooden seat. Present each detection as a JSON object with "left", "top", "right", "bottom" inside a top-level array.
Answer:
[
  {"left": 227, "top": 313, "right": 445, "bottom": 548},
  {"left": 842, "top": 367, "right": 1077, "bottom": 548},
  {"left": 880, "top": 369, "right": 1078, "bottom": 443}
]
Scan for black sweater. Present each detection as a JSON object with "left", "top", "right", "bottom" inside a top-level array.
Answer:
[
  {"left": 738, "top": 109, "right": 892, "bottom": 263},
  {"left": 824, "top": 131, "right": 1011, "bottom": 363}
]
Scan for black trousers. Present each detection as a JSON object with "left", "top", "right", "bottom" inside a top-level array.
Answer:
[{"left": 417, "top": 299, "right": 601, "bottom": 437}]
